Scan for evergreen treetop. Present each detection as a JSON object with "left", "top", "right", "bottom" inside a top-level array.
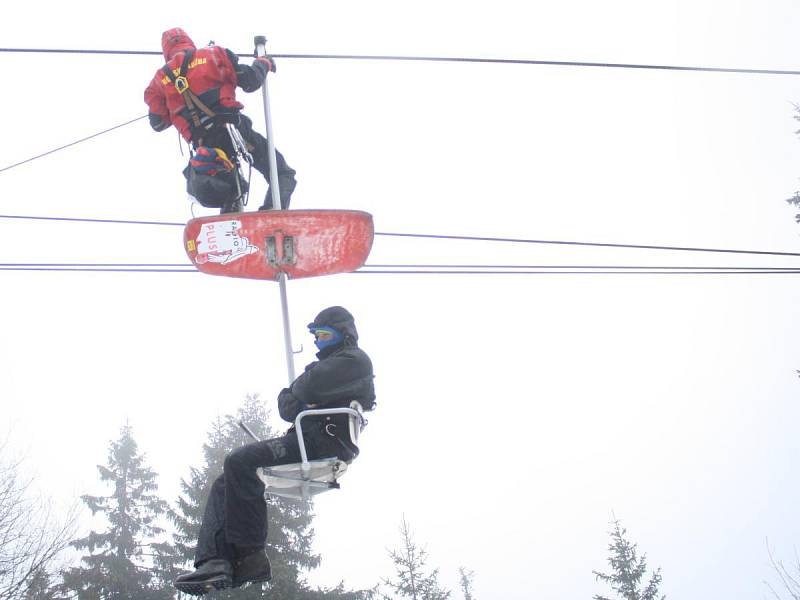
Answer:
[
  {"left": 592, "top": 519, "right": 665, "bottom": 600},
  {"left": 380, "top": 516, "right": 450, "bottom": 600},
  {"left": 61, "top": 423, "right": 170, "bottom": 599}
]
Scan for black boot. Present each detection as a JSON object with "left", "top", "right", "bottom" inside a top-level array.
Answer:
[
  {"left": 232, "top": 549, "right": 272, "bottom": 588},
  {"left": 259, "top": 175, "right": 295, "bottom": 211},
  {"left": 278, "top": 174, "right": 296, "bottom": 210},
  {"left": 258, "top": 190, "right": 282, "bottom": 211},
  {"left": 258, "top": 193, "right": 274, "bottom": 211},
  {"left": 174, "top": 559, "right": 232, "bottom": 596}
]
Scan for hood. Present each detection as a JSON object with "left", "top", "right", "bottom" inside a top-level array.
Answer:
[
  {"left": 308, "top": 306, "right": 359, "bottom": 343},
  {"left": 161, "top": 28, "right": 196, "bottom": 61}
]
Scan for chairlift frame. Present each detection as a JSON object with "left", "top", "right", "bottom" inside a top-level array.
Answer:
[{"left": 239, "top": 401, "right": 367, "bottom": 500}]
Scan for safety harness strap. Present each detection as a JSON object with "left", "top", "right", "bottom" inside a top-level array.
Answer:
[{"left": 161, "top": 50, "right": 217, "bottom": 140}]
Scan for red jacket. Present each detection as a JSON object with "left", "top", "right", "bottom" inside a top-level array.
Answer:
[{"left": 145, "top": 28, "right": 253, "bottom": 141}]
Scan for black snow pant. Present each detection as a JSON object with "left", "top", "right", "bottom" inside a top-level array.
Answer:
[
  {"left": 194, "top": 427, "right": 342, "bottom": 566},
  {"left": 201, "top": 113, "right": 297, "bottom": 210}
]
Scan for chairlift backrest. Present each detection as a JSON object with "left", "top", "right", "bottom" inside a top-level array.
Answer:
[
  {"left": 258, "top": 401, "right": 369, "bottom": 500},
  {"left": 348, "top": 400, "right": 365, "bottom": 448}
]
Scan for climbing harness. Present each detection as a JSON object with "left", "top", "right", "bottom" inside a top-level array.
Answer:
[{"left": 161, "top": 50, "right": 217, "bottom": 144}]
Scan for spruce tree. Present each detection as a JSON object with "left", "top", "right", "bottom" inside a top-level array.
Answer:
[
  {"left": 788, "top": 106, "right": 800, "bottom": 222},
  {"left": 21, "top": 569, "right": 59, "bottom": 600},
  {"left": 380, "top": 516, "right": 450, "bottom": 600},
  {"left": 457, "top": 567, "right": 476, "bottom": 600},
  {"left": 61, "top": 423, "right": 170, "bottom": 599},
  {"left": 592, "top": 519, "right": 665, "bottom": 600}
]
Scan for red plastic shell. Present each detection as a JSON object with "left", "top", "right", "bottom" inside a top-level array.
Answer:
[{"left": 184, "top": 209, "right": 374, "bottom": 280}]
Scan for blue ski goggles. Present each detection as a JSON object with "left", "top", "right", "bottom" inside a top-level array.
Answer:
[{"left": 309, "top": 326, "right": 343, "bottom": 350}]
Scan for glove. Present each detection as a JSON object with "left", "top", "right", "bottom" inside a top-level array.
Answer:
[
  {"left": 255, "top": 56, "right": 276, "bottom": 73},
  {"left": 148, "top": 112, "right": 170, "bottom": 132}
]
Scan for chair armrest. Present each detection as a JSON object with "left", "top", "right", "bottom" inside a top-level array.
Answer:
[{"left": 294, "top": 407, "right": 363, "bottom": 472}]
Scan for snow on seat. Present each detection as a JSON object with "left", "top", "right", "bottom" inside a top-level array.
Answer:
[{"left": 259, "top": 401, "right": 366, "bottom": 500}]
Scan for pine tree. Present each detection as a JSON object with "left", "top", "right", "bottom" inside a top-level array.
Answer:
[
  {"left": 787, "top": 106, "right": 800, "bottom": 223},
  {"left": 592, "top": 519, "right": 665, "bottom": 600},
  {"left": 21, "top": 569, "right": 58, "bottom": 600},
  {"left": 61, "top": 423, "right": 170, "bottom": 600},
  {"left": 457, "top": 567, "right": 475, "bottom": 600},
  {"left": 380, "top": 516, "right": 450, "bottom": 600}
]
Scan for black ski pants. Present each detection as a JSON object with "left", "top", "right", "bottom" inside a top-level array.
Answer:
[
  {"left": 194, "top": 428, "right": 341, "bottom": 566},
  {"left": 202, "top": 113, "right": 297, "bottom": 210}
]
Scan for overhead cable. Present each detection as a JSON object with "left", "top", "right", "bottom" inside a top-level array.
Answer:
[
  {"left": 0, "top": 115, "right": 148, "bottom": 174},
  {"left": 0, "top": 46, "right": 797, "bottom": 77},
  {"left": 355, "top": 269, "right": 800, "bottom": 275},
  {"left": 374, "top": 231, "right": 800, "bottom": 258},
  {"left": 0, "top": 214, "right": 183, "bottom": 226},
  {"left": 2, "top": 265, "right": 800, "bottom": 275},
  {"left": 0, "top": 266, "right": 194, "bottom": 273},
  {"left": 2, "top": 214, "right": 800, "bottom": 258},
  {"left": 364, "top": 264, "right": 800, "bottom": 270},
  {"left": 0, "top": 48, "right": 162, "bottom": 57},
  {"left": 0, "top": 263, "right": 191, "bottom": 268},
  {"left": 2, "top": 263, "right": 800, "bottom": 275}
]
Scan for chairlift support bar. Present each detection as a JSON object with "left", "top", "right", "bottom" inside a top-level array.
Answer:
[
  {"left": 255, "top": 34, "right": 295, "bottom": 384},
  {"left": 238, "top": 420, "right": 261, "bottom": 442}
]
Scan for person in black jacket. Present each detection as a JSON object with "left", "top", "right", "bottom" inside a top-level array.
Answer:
[{"left": 174, "top": 306, "right": 375, "bottom": 596}]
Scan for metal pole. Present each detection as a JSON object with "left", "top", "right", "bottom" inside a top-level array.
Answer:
[
  {"left": 255, "top": 34, "right": 295, "bottom": 384},
  {"left": 254, "top": 35, "right": 283, "bottom": 212},
  {"left": 277, "top": 269, "right": 295, "bottom": 382},
  {"left": 238, "top": 420, "right": 261, "bottom": 442}
]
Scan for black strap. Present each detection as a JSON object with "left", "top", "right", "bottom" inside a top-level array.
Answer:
[
  {"left": 161, "top": 50, "right": 217, "bottom": 139},
  {"left": 324, "top": 423, "right": 359, "bottom": 462},
  {"left": 161, "top": 49, "right": 193, "bottom": 84}
]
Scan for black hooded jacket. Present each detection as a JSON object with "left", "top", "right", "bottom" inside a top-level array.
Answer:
[{"left": 278, "top": 307, "right": 375, "bottom": 429}]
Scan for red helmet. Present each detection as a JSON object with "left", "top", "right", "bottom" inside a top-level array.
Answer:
[{"left": 161, "top": 27, "right": 196, "bottom": 61}]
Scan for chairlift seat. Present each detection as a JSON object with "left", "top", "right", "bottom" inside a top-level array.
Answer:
[{"left": 259, "top": 401, "right": 366, "bottom": 500}]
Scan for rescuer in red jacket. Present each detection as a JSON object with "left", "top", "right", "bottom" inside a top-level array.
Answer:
[{"left": 145, "top": 28, "right": 296, "bottom": 212}]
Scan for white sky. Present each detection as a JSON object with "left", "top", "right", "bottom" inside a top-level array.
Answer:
[{"left": 2, "top": 1, "right": 800, "bottom": 598}]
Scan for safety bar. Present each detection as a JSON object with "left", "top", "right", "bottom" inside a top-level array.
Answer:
[{"left": 295, "top": 407, "right": 363, "bottom": 475}]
